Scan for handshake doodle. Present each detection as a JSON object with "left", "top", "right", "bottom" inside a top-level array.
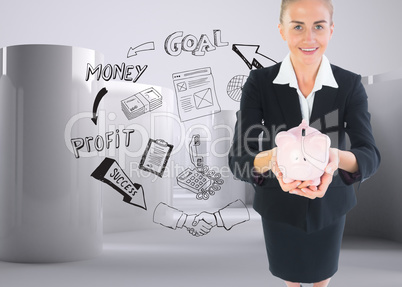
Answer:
[{"left": 153, "top": 199, "right": 250, "bottom": 237}]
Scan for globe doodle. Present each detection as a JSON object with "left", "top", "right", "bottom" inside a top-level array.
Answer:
[{"left": 227, "top": 75, "right": 248, "bottom": 102}]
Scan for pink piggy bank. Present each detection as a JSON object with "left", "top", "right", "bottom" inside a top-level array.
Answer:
[{"left": 275, "top": 120, "right": 331, "bottom": 186}]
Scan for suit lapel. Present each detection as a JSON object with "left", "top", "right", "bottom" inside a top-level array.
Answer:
[
  {"left": 310, "top": 86, "right": 339, "bottom": 124},
  {"left": 273, "top": 84, "right": 302, "bottom": 129},
  {"left": 273, "top": 85, "right": 339, "bottom": 130}
]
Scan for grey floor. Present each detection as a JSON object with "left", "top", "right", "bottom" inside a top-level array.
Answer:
[{"left": 0, "top": 209, "right": 401, "bottom": 287}]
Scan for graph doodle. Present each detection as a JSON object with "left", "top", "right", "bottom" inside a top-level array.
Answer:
[{"left": 227, "top": 75, "right": 248, "bottom": 102}]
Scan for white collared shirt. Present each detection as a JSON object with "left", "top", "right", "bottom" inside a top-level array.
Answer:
[{"left": 273, "top": 53, "right": 338, "bottom": 124}]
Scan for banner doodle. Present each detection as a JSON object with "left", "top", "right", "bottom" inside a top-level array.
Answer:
[{"left": 91, "top": 157, "right": 147, "bottom": 210}]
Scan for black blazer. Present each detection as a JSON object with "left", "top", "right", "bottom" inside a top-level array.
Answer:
[{"left": 228, "top": 62, "right": 380, "bottom": 233}]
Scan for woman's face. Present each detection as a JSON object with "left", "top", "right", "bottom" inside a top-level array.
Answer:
[{"left": 279, "top": 0, "right": 334, "bottom": 68}]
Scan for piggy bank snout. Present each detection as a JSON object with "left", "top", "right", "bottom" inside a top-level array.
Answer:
[{"left": 285, "top": 163, "right": 312, "bottom": 181}]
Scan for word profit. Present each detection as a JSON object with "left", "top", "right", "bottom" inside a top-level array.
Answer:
[{"left": 70, "top": 129, "right": 135, "bottom": 158}]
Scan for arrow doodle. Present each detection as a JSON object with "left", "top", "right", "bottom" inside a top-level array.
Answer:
[
  {"left": 232, "top": 44, "right": 277, "bottom": 70},
  {"left": 91, "top": 157, "right": 147, "bottom": 210},
  {"left": 127, "top": 42, "right": 155, "bottom": 58},
  {"left": 91, "top": 87, "right": 108, "bottom": 125}
]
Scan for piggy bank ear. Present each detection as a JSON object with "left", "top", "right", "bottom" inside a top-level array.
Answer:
[
  {"left": 275, "top": 131, "right": 297, "bottom": 147},
  {"left": 303, "top": 134, "right": 331, "bottom": 163}
]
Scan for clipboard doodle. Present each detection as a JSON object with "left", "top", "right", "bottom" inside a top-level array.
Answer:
[{"left": 139, "top": 138, "right": 173, "bottom": 177}]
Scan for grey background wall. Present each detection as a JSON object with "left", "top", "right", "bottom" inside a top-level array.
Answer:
[
  {"left": 344, "top": 76, "right": 402, "bottom": 243},
  {"left": 1, "top": 0, "right": 401, "bottom": 242}
]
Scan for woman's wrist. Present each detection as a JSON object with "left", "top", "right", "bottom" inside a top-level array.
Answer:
[
  {"left": 253, "top": 148, "right": 275, "bottom": 174},
  {"left": 337, "top": 149, "right": 359, "bottom": 174}
]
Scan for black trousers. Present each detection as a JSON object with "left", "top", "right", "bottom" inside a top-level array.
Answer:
[{"left": 262, "top": 215, "right": 346, "bottom": 283}]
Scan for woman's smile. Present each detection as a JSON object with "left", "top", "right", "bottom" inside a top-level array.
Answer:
[{"left": 299, "top": 47, "right": 319, "bottom": 55}]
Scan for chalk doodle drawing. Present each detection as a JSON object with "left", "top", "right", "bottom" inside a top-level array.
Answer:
[
  {"left": 164, "top": 29, "right": 228, "bottom": 56},
  {"left": 127, "top": 42, "right": 155, "bottom": 58},
  {"left": 85, "top": 62, "right": 148, "bottom": 83},
  {"left": 232, "top": 44, "right": 277, "bottom": 70},
  {"left": 91, "top": 157, "right": 147, "bottom": 210},
  {"left": 91, "top": 87, "right": 108, "bottom": 125},
  {"left": 139, "top": 138, "right": 173, "bottom": 178},
  {"left": 153, "top": 199, "right": 250, "bottom": 237},
  {"left": 121, "top": 87, "right": 163, "bottom": 120},
  {"left": 173, "top": 67, "right": 221, "bottom": 122},
  {"left": 70, "top": 128, "right": 135, "bottom": 159},
  {"left": 176, "top": 134, "right": 224, "bottom": 200},
  {"left": 226, "top": 75, "right": 248, "bottom": 102}
]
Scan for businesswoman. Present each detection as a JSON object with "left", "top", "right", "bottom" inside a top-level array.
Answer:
[{"left": 228, "top": 0, "right": 380, "bottom": 286}]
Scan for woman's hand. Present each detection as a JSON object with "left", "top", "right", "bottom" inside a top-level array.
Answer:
[
  {"left": 272, "top": 160, "right": 318, "bottom": 194},
  {"left": 271, "top": 150, "right": 318, "bottom": 194},
  {"left": 272, "top": 148, "right": 340, "bottom": 199}
]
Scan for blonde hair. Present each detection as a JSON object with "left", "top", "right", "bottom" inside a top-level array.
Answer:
[{"left": 279, "top": 0, "right": 334, "bottom": 24}]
